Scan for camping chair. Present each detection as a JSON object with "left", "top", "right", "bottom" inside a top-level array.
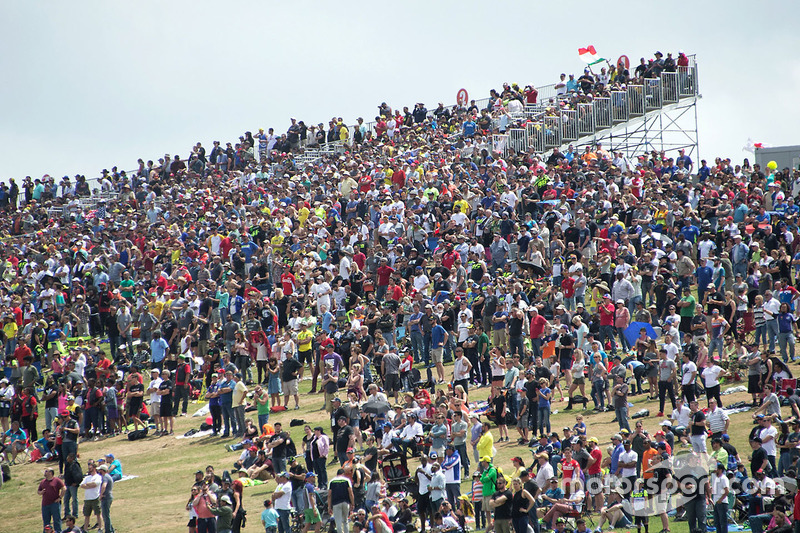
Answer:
[
  {"left": 779, "top": 378, "right": 797, "bottom": 397},
  {"left": 562, "top": 504, "right": 595, "bottom": 529}
]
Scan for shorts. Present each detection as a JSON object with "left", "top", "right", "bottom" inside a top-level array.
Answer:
[
  {"left": 187, "top": 517, "right": 197, "bottom": 528},
  {"left": 431, "top": 348, "right": 444, "bottom": 364},
  {"left": 83, "top": 498, "right": 101, "bottom": 517},
  {"left": 0, "top": 406, "right": 9, "bottom": 417},
  {"left": 384, "top": 374, "right": 400, "bottom": 392},
  {"left": 298, "top": 349, "right": 313, "bottom": 366},
  {"left": 748, "top": 375, "right": 762, "bottom": 394},
  {"left": 417, "top": 493, "right": 431, "bottom": 515},
  {"left": 304, "top": 507, "right": 321, "bottom": 524},
  {"left": 151, "top": 403, "right": 161, "bottom": 417},
  {"left": 572, "top": 376, "right": 585, "bottom": 386},
  {"left": 560, "top": 356, "right": 573, "bottom": 371},
  {"left": 283, "top": 379, "right": 299, "bottom": 395},
  {"left": 587, "top": 473, "right": 603, "bottom": 495},
  {"left": 107, "top": 407, "right": 118, "bottom": 420}
]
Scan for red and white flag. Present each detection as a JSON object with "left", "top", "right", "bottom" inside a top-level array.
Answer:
[{"left": 578, "top": 45, "right": 606, "bottom": 65}]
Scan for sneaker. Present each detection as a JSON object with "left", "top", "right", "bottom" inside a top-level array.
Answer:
[
  {"left": 657, "top": 412, "right": 664, "bottom": 417},
  {"left": 294, "top": 405, "right": 300, "bottom": 410}
]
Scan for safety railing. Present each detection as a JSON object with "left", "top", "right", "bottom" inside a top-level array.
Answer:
[
  {"left": 543, "top": 116, "right": 562, "bottom": 148},
  {"left": 526, "top": 123, "right": 545, "bottom": 153},
  {"left": 508, "top": 128, "right": 529, "bottom": 154},
  {"left": 611, "top": 91, "right": 628, "bottom": 123},
  {"left": 661, "top": 71, "right": 679, "bottom": 104},
  {"left": 578, "top": 103, "right": 595, "bottom": 136},
  {"left": 492, "top": 134, "right": 509, "bottom": 155},
  {"left": 627, "top": 85, "right": 645, "bottom": 116},
  {"left": 678, "top": 65, "right": 697, "bottom": 97},
  {"left": 561, "top": 109, "right": 578, "bottom": 142},
  {"left": 644, "top": 78, "right": 663, "bottom": 110},
  {"left": 593, "top": 97, "right": 613, "bottom": 129}
]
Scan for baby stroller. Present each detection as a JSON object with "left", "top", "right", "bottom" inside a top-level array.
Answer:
[
  {"left": 291, "top": 489, "right": 330, "bottom": 533},
  {"left": 380, "top": 452, "right": 412, "bottom": 494}
]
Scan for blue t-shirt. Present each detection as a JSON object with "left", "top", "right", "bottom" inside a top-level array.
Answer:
[
  {"left": 778, "top": 313, "right": 795, "bottom": 333},
  {"left": 538, "top": 387, "right": 551, "bottom": 408},
  {"left": 695, "top": 266, "right": 713, "bottom": 289},
  {"left": 680, "top": 225, "right": 700, "bottom": 243},
  {"left": 261, "top": 508, "right": 279, "bottom": 528},
  {"left": 219, "top": 379, "right": 234, "bottom": 405},
  {"left": 150, "top": 338, "right": 169, "bottom": 363},
  {"left": 431, "top": 325, "right": 447, "bottom": 349}
]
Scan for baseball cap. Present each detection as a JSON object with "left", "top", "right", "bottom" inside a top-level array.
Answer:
[
  {"left": 481, "top": 456, "right": 492, "bottom": 463},
  {"left": 429, "top": 452, "right": 438, "bottom": 459}
]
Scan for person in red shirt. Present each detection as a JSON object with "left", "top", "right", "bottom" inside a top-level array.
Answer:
[
  {"left": 560, "top": 447, "right": 580, "bottom": 495},
  {"left": 586, "top": 438, "right": 604, "bottom": 512},
  {"left": 14, "top": 342, "right": 31, "bottom": 367},
  {"left": 21, "top": 386, "right": 39, "bottom": 441},
  {"left": 561, "top": 277, "right": 576, "bottom": 311},
  {"left": 281, "top": 271, "right": 296, "bottom": 296},
  {"left": 375, "top": 259, "right": 395, "bottom": 302},
  {"left": 38, "top": 466, "right": 65, "bottom": 532},
  {"left": 391, "top": 165, "right": 405, "bottom": 189},
  {"left": 529, "top": 307, "right": 548, "bottom": 359},
  {"left": 598, "top": 294, "right": 617, "bottom": 356}
]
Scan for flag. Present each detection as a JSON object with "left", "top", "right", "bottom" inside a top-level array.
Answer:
[{"left": 578, "top": 45, "right": 607, "bottom": 65}]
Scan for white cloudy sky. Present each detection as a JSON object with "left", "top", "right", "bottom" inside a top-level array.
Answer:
[{"left": 1, "top": 0, "right": 798, "bottom": 180}]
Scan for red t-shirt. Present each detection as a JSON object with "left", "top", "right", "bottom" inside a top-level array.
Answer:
[
  {"left": 39, "top": 477, "right": 65, "bottom": 506},
  {"left": 561, "top": 277, "right": 575, "bottom": 298},
  {"left": 588, "top": 447, "right": 603, "bottom": 475},
  {"left": 530, "top": 315, "right": 547, "bottom": 339},
  {"left": 392, "top": 169, "right": 406, "bottom": 188},
  {"left": 561, "top": 458, "right": 579, "bottom": 480},
  {"left": 281, "top": 272, "right": 296, "bottom": 296},
  {"left": 376, "top": 265, "right": 395, "bottom": 287},
  {"left": 599, "top": 303, "right": 615, "bottom": 326}
]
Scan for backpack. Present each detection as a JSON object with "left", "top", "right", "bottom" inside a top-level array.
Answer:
[
  {"left": 24, "top": 396, "right": 39, "bottom": 419},
  {"left": 127, "top": 428, "right": 148, "bottom": 441},
  {"left": 284, "top": 436, "right": 297, "bottom": 459}
]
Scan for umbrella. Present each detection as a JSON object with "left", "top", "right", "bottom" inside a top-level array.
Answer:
[
  {"left": 623, "top": 321, "right": 658, "bottom": 347},
  {"left": 362, "top": 400, "right": 392, "bottom": 415},
  {"left": 642, "top": 233, "right": 673, "bottom": 245}
]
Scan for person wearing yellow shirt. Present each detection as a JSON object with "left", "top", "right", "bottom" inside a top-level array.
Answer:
[
  {"left": 3, "top": 316, "right": 17, "bottom": 354},
  {"left": 298, "top": 206, "right": 310, "bottom": 227},
  {"left": 454, "top": 198, "right": 470, "bottom": 214},
  {"left": 296, "top": 323, "right": 314, "bottom": 380},
  {"left": 476, "top": 422, "right": 495, "bottom": 459},
  {"left": 339, "top": 123, "right": 349, "bottom": 142},
  {"left": 271, "top": 234, "right": 284, "bottom": 253},
  {"left": 146, "top": 295, "right": 164, "bottom": 319}
]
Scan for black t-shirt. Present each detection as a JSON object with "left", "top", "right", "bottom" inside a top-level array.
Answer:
[
  {"left": 509, "top": 316, "right": 524, "bottom": 337},
  {"left": 690, "top": 411, "right": 706, "bottom": 435},
  {"left": 282, "top": 358, "right": 303, "bottom": 382},
  {"left": 290, "top": 463, "right": 306, "bottom": 490},
  {"left": 337, "top": 425, "right": 354, "bottom": 452},
  {"left": 492, "top": 489, "right": 514, "bottom": 519},
  {"left": 364, "top": 446, "right": 378, "bottom": 473},
  {"left": 128, "top": 383, "right": 144, "bottom": 409},
  {"left": 271, "top": 431, "right": 290, "bottom": 458},
  {"left": 159, "top": 379, "right": 174, "bottom": 409},
  {"left": 43, "top": 385, "right": 59, "bottom": 408},
  {"left": 751, "top": 447, "right": 768, "bottom": 477}
]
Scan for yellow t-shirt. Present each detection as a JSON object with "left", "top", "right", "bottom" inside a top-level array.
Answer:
[
  {"left": 3, "top": 321, "right": 17, "bottom": 340},
  {"left": 454, "top": 199, "right": 470, "bottom": 214},
  {"left": 271, "top": 234, "right": 284, "bottom": 252},
  {"left": 298, "top": 207, "right": 310, "bottom": 227},
  {"left": 146, "top": 300, "right": 164, "bottom": 319},
  {"left": 477, "top": 432, "right": 494, "bottom": 458},
  {"left": 297, "top": 330, "right": 313, "bottom": 352}
]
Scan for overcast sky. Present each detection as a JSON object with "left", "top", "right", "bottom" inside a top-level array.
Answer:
[{"left": 1, "top": 1, "right": 798, "bottom": 181}]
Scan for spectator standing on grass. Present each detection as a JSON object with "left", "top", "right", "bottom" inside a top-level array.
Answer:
[
  {"left": 98, "top": 463, "right": 115, "bottom": 533},
  {"left": 38, "top": 466, "right": 65, "bottom": 533},
  {"left": 80, "top": 461, "right": 104, "bottom": 533}
]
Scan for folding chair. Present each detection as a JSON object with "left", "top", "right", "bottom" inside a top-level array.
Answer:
[
  {"left": 563, "top": 506, "right": 595, "bottom": 529},
  {"left": 779, "top": 378, "right": 797, "bottom": 397}
]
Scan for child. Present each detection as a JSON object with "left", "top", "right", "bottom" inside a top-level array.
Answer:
[
  {"left": 470, "top": 471, "right": 483, "bottom": 530},
  {"left": 261, "top": 499, "right": 278, "bottom": 533},
  {"left": 573, "top": 415, "right": 587, "bottom": 436},
  {"left": 516, "top": 393, "right": 529, "bottom": 444}
]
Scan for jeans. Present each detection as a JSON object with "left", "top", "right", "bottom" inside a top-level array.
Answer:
[
  {"left": 615, "top": 405, "right": 630, "bottom": 431},
  {"left": 221, "top": 403, "right": 235, "bottom": 436},
  {"left": 509, "top": 336, "right": 525, "bottom": 358},
  {"left": 291, "top": 489, "right": 307, "bottom": 512},
  {"left": 592, "top": 380, "right": 605, "bottom": 409},
  {"left": 64, "top": 485, "right": 79, "bottom": 517},
  {"left": 599, "top": 325, "right": 617, "bottom": 355},
  {"left": 690, "top": 435, "right": 707, "bottom": 453},
  {"left": 101, "top": 497, "right": 114, "bottom": 533},
  {"left": 42, "top": 502, "right": 62, "bottom": 532},
  {"left": 685, "top": 496, "right": 707, "bottom": 533},
  {"left": 709, "top": 337, "right": 724, "bottom": 362},
  {"left": 658, "top": 380, "right": 676, "bottom": 413},
  {"left": 44, "top": 407, "right": 58, "bottom": 433},
  {"left": 767, "top": 318, "right": 779, "bottom": 352},
  {"left": 197, "top": 517, "right": 217, "bottom": 533},
  {"left": 257, "top": 413, "right": 270, "bottom": 433},
  {"left": 446, "top": 483, "right": 461, "bottom": 508},
  {"left": 174, "top": 385, "right": 190, "bottom": 415},
  {"left": 332, "top": 502, "right": 351, "bottom": 533},
  {"left": 755, "top": 324, "right": 768, "bottom": 347},
  {"left": 780, "top": 332, "right": 796, "bottom": 362},
  {"left": 455, "top": 443, "right": 470, "bottom": 475},
  {"left": 748, "top": 513, "right": 772, "bottom": 533},
  {"left": 713, "top": 503, "right": 728, "bottom": 533},
  {"left": 617, "top": 327, "right": 631, "bottom": 352},
  {"left": 272, "top": 509, "right": 289, "bottom": 533},
  {"left": 273, "top": 456, "right": 287, "bottom": 475},
  {"left": 512, "top": 516, "right": 529, "bottom": 533},
  {"left": 233, "top": 406, "right": 246, "bottom": 437},
  {"left": 410, "top": 331, "right": 424, "bottom": 364},
  {"left": 423, "top": 335, "right": 432, "bottom": 367},
  {"left": 537, "top": 406, "right": 550, "bottom": 434},
  {"left": 210, "top": 404, "right": 222, "bottom": 434},
  {"left": 313, "top": 456, "right": 328, "bottom": 488}
]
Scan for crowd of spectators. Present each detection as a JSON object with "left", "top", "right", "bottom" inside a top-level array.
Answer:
[{"left": 5, "top": 47, "right": 800, "bottom": 533}]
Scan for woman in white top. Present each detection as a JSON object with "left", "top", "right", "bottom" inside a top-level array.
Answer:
[
  {"left": 457, "top": 313, "right": 471, "bottom": 343},
  {"left": 278, "top": 331, "right": 296, "bottom": 363},
  {"left": 567, "top": 350, "right": 587, "bottom": 407}
]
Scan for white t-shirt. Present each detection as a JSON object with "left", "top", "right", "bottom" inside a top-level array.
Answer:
[
  {"left": 149, "top": 377, "right": 163, "bottom": 404},
  {"left": 82, "top": 473, "right": 103, "bottom": 500},
  {"left": 760, "top": 425, "right": 778, "bottom": 457},
  {"left": 274, "top": 481, "right": 293, "bottom": 510},
  {"left": 712, "top": 473, "right": 731, "bottom": 503},
  {"left": 681, "top": 361, "right": 697, "bottom": 385},
  {"left": 453, "top": 357, "right": 471, "bottom": 381},
  {"left": 672, "top": 405, "right": 691, "bottom": 428},
  {"left": 619, "top": 450, "right": 638, "bottom": 477},
  {"left": 704, "top": 365, "right": 724, "bottom": 388},
  {"left": 311, "top": 282, "right": 332, "bottom": 310}
]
